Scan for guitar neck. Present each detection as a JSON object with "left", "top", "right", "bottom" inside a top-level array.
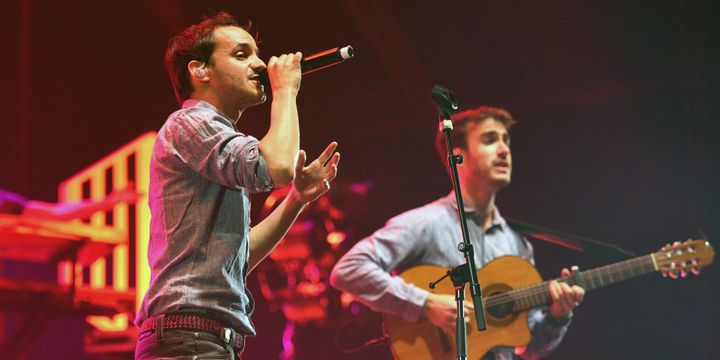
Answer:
[{"left": 500, "top": 254, "right": 658, "bottom": 312}]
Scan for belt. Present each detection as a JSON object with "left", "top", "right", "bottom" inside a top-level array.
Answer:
[{"left": 141, "top": 314, "right": 245, "bottom": 352}]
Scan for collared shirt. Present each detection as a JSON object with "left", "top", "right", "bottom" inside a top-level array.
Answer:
[
  {"left": 135, "top": 99, "right": 273, "bottom": 336},
  {"left": 330, "top": 192, "right": 569, "bottom": 359}
]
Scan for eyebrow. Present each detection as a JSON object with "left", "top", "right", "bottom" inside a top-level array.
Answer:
[
  {"left": 481, "top": 130, "right": 511, "bottom": 142},
  {"left": 481, "top": 130, "right": 508, "bottom": 137}
]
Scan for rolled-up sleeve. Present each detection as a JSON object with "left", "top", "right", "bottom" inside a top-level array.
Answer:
[
  {"left": 330, "top": 214, "right": 430, "bottom": 322},
  {"left": 167, "top": 110, "right": 273, "bottom": 193}
]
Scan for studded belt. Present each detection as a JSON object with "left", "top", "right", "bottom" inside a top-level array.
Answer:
[{"left": 141, "top": 314, "right": 245, "bottom": 352}]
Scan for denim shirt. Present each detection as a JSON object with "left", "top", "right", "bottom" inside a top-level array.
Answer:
[
  {"left": 135, "top": 100, "right": 273, "bottom": 336},
  {"left": 331, "top": 192, "right": 570, "bottom": 359}
]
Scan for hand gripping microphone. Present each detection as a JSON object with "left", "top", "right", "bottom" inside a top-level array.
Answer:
[{"left": 257, "top": 45, "right": 354, "bottom": 96}]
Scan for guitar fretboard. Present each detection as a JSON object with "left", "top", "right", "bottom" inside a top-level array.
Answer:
[{"left": 486, "top": 254, "right": 658, "bottom": 312}]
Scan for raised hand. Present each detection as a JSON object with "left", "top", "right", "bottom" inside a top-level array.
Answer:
[{"left": 289, "top": 142, "right": 340, "bottom": 205}]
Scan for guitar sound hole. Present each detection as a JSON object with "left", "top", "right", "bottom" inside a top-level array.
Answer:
[
  {"left": 483, "top": 283, "right": 516, "bottom": 324},
  {"left": 486, "top": 299, "right": 512, "bottom": 318}
]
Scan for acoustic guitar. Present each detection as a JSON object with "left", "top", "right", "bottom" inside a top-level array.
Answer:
[{"left": 383, "top": 240, "right": 715, "bottom": 360}]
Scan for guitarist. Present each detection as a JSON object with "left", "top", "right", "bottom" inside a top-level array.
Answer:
[{"left": 330, "top": 106, "right": 585, "bottom": 359}]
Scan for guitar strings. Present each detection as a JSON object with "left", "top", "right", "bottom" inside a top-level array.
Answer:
[{"left": 482, "top": 254, "right": 665, "bottom": 308}]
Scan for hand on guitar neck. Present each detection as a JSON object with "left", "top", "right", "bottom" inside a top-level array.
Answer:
[{"left": 548, "top": 267, "right": 585, "bottom": 322}]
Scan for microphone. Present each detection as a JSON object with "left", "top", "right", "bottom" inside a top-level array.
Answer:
[{"left": 257, "top": 45, "right": 354, "bottom": 89}]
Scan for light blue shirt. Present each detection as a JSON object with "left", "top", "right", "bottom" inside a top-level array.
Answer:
[
  {"left": 331, "top": 192, "right": 569, "bottom": 359},
  {"left": 135, "top": 100, "right": 273, "bottom": 336}
]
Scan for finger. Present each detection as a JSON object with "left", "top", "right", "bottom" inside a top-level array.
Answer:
[
  {"left": 327, "top": 165, "right": 338, "bottom": 183},
  {"left": 314, "top": 179, "right": 331, "bottom": 195},
  {"left": 549, "top": 281, "right": 559, "bottom": 303},
  {"left": 326, "top": 155, "right": 340, "bottom": 181},
  {"left": 318, "top": 142, "right": 338, "bottom": 166},
  {"left": 284, "top": 53, "right": 295, "bottom": 67},
  {"left": 560, "top": 268, "right": 571, "bottom": 277},
  {"left": 295, "top": 150, "right": 307, "bottom": 174},
  {"left": 292, "top": 52, "right": 302, "bottom": 65},
  {"left": 551, "top": 282, "right": 570, "bottom": 309},
  {"left": 326, "top": 152, "right": 341, "bottom": 170},
  {"left": 572, "top": 285, "right": 585, "bottom": 303},
  {"left": 560, "top": 283, "right": 575, "bottom": 307}
]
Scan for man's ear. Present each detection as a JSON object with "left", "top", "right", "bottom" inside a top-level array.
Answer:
[
  {"left": 452, "top": 147, "right": 465, "bottom": 158},
  {"left": 188, "top": 60, "right": 209, "bottom": 81}
]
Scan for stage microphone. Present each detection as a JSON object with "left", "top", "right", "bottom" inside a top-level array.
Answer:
[{"left": 257, "top": 45, "right": 354, "bottom": 90}]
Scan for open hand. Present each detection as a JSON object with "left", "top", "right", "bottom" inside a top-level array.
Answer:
[{"left": 290, "top": 142, "right": 340, "bottom": 205}]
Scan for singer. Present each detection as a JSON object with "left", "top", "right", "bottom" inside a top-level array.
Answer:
[
  {"left": 330, "top": 106, "right": 584, "bottom": 360},
  {"left": 134, "top": 12, "right": 340, "bottom": 359}
]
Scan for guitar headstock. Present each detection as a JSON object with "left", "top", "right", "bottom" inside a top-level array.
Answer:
[{"left": 654, "top": 240, "right": 715, "bottom": 279}]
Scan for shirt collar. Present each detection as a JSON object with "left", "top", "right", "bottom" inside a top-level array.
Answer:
[{"left": 441, "top": 191, "right": 507, "bottom": 229}]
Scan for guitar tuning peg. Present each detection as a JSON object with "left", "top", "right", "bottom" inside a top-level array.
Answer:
[{"left": 667, "top": 264, "right": 679, "bottom": 279}]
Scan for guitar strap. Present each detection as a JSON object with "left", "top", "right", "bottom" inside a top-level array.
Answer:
[{"left": 506, "top": 218, "right": 636, "bottom": 261}]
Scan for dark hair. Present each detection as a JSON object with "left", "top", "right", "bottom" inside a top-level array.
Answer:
[
  {"left": 164, "top": 12, "right": 249, "bottom": 104},
  {"left": 434, "top": 106, "right": 516, "bottom": 162}
]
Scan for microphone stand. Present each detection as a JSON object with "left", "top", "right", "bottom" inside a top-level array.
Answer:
[{"left": 429, "top": 85, "right": 487, "bottom": 360}]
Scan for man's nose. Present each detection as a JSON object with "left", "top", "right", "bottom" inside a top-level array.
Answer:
[
  {"left": 497, "top": 143, "right": 510, "bottom": 156},
  {"left": 251, "top": 57, "right": 266, "bottom": 72}
]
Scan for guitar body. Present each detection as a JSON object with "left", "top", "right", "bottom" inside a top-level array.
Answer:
[
  {"left": 384, "top": 256, "right": 543, "bottom": 360},
  {"left": 382, "top": 240, "right": 714, "bottom": 359}
]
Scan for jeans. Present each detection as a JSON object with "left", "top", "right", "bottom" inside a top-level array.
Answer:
[{"left": 135, "top": 325, "right": 239, "bottom": 360}]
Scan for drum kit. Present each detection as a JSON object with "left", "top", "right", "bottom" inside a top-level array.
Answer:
[{"left": 255, "top": 179, "right": 372, "bottom": 359}]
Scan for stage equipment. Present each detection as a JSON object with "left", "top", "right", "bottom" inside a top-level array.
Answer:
[{"left": 0, "top": 132, "right": 156, "bottom": 358}]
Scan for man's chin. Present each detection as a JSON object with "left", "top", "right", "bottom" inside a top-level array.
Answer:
[
  {"left": 494, "top": 176, "right": 511, "bottom": 188},
  {"left": 243, "top": 88, "right": 266, "bottom": 107}
]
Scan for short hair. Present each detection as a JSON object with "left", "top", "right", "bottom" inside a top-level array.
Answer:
[
  {"left": 164, "top": 12, "right": 249, "bottom": 104},
  {"left": 434, "top": 106, "right": 516, "bottom": 162}
]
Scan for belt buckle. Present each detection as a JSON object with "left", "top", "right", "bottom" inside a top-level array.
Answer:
[{"left": 221, "top": 327, "right": 235, "bottom": 345}]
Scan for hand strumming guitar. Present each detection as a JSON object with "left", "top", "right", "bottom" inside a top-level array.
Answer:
[{"left": 423, "top": 293, "right": 474, "bottom": 335}]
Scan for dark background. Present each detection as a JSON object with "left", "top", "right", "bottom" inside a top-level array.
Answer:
[{"left": 1, "top": 1, "right": 718, "bottom": 359}]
